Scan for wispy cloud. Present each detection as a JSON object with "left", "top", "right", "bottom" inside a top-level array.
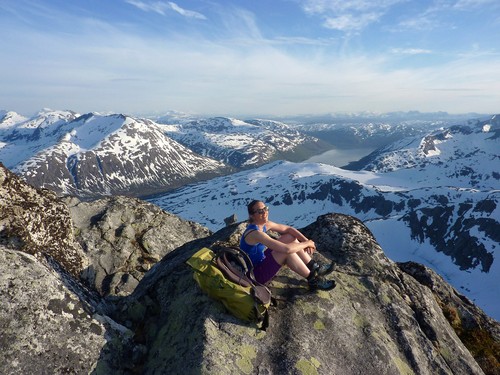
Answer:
[
  {"left": 453, "top": 0, "right": 499, "bottom": 10},
  {"left": 300, "top": 0, "right": 404, "bottom": 33},
  {"left": 272, "top": 36, "right": 336, "bottom": 46},
  {"left": 1, "top": 0, "right": 499, "bottom": 116},
  {"left": 125, "top": 0, "right": 206, "bottom": 19},
  {"left": 323, "top": 12, "right": 381, "bottom": 32},
  {"left": 302, "top": 0, "right": 403, "bottom": 14},
  {"left": 168, "top": 2, "right": 206, "bottom": 19},
  {"left": 398, "top": 0, "right": 500, "bottom": 31},
  {"left": 396, "top": 12, "right": 444, "bottom": 31},
  {"left": 125, "top": 0, "right": 168, "bottom": 15},
  {"left": 391, "top": 48, "right": 433, "bottom": 55},
  {"left": 218, "top": 6, "right": 262, "bottom": 40}
]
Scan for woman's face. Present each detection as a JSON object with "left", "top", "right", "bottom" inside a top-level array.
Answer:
[{"left": 250, "top": 201, "right": 269, "bottom": 224}]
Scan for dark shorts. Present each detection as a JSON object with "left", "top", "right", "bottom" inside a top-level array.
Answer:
[{"left": 253, "top": 248, "right": 282, "bottom": 284}]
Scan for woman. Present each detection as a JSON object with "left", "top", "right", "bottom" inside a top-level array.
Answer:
[{"left": 240, "top": 200, "right": 335, "bottom": 291}]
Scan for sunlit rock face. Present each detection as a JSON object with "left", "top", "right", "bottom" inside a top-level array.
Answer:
[
  {"left": 63, "top": 194, "right": 211, "bottom": 296},
  {"left": 105, "top": 213, "right": 496, "bottom": 374}
]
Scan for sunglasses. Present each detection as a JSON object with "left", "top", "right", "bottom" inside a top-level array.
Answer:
[{"left": 252, "top": 206, "right": 269, "bottom": 215}]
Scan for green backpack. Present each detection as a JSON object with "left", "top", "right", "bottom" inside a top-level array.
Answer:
[{"left": 186, "top": 246, "right": 273, "bottom": 330}]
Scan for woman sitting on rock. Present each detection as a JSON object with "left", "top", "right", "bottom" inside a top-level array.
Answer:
[{"left": 240, "top": 199, "right": 335, "bottom": 291}]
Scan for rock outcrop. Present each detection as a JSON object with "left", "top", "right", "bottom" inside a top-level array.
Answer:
[
  {"left": 64, "top": 195, "right": 211, "bottom": 296},
  {"left": 398, "top": 261, "right": 500, "bottom": 374},
  {"left": 0, "top": 162, "right": 85, "bottom": 277},
  {"left": 100, "top": 214, "right": 497, "bottom": 374},
  {"left": 0, "top": 247, "right": 107, "bottom": 374},
  {"left": 0, "top": 162, "right": 498, "bottom": 374}
]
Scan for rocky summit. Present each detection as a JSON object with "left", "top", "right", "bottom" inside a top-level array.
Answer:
[{"left": 0, "top": 162, "right": 499, "bottom": 374}]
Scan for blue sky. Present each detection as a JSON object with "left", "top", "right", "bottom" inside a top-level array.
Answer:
[{"left": 1, "top": 0, "right": 499, "bottom": 117}]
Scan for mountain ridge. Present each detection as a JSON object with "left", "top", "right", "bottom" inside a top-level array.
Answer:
[
  {"left": 0, "top": 110, "right": 329, "bottom": 197},
  {"left": 1, "top": 108, "right": 498, "bottom": 320},
  {"left": 0, "top": 111, "right": 231, "bottom": 197}
]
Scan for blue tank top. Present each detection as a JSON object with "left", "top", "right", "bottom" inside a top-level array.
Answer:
[{"left": 239, "top": 224, "right": 267, "bottom": 265}]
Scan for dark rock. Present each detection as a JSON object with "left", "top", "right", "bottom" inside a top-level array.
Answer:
[
  {"left": 224, "top": 213, "right": 238, "bottom": 226},
  {"left": 0, "top": 162, "right": 85, "bottom": 277}
]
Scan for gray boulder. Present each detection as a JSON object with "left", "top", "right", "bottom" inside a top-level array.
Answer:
[
  {"left": 0, "top": 246, "right": 108, "bottom": 375},
  {"left": 0, "top": 162, "right": 86, "bottom": 277},
  {"left": 63, "top": 195, "right": 211, "bottom": 296}
]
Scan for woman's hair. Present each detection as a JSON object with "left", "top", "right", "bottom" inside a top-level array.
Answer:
[{"left": 247, "top": 199, "right": 262, "bottom": 219}]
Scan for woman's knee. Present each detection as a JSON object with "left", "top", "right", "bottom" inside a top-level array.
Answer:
[
  {"left": 270, "top": 250, "right": 288, "bottom": 265},
  {"left": 278, "top": 233, "right": 297, "bottom": 244}
]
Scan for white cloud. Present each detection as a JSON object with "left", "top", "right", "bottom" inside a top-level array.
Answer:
[
  {"left": 302, "top": 0, "right": 402, "bottom": 14},
  {"left": 391, "top": 48, "right": 433, "bottom": 55},
  {"left": 301, "top": 0, "right": 404, "bottom": 33},
  {"left": 398, "top": 0, "right": 500, "bottom": 31},
  {"left": 168, "top": 2, "right": 206, "bottom": 20},
  {"left": 125, "top": 0, "right": 169, "bottom": 15},
  {"left": 125, "top": 0, "right": 206, "bottom": 19},
  {"left": 218, "top": 6, "right": 262, "bottom": 40},
  {"left": 453, "top": 0, "right": 499, "bottom": 10},
  {"left": 323, "top": 12, "right": 381, "bottom": 32}
]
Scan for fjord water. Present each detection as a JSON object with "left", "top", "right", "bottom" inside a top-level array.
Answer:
[{"left": 305, "top": 147, "right": 376, "bottom": 167}]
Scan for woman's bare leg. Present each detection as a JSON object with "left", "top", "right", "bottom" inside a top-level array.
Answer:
[
  {"left": 271, "top": 251, "right": 310, "bottom": 278},
  {"left": 271, "top": 233, "right": 312, "bottom": 278},
  {"left": 277, "top": 233, "right": 312, "bottom": 264}
]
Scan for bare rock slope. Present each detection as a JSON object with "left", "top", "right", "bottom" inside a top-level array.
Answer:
[
  {"left": 105, "top": 214, "right": 498, "bottom": 374},
  {"left": 0, "top": 248, "right": 107, "bottom": 374},
  {"left": 0, "top": 162, "right": 498, "bottom": 374},
  {"left": 64, "top": 195, "right": 211, "bottom": 297}
]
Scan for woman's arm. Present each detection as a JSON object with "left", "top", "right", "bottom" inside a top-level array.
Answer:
[
  {"left": 246, "top": 228, "right": 315, "bottom": 255},
  {"left": 266, "top": 220, "right": 309, "bottom": 242}
]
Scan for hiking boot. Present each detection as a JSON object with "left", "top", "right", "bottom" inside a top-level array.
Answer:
[
  {"left": 308, "top": 261, "right": 335, "bottom": 276},
  {"left": 313, "top": 261, "right": 335, "bottom": 276},
  {"left": 308, "top": 275, "right": 336, "bottom": 291}
]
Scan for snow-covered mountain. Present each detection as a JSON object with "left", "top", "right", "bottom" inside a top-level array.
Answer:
[
  {"left": 4, "top": 108, "right": 463, "bottom": 199},
  {"left": 2, "top": 108, "right": 498, "bottom": 319},
  {"left": 295, "top": 119, "right": 456, "bottom": 153},
  {"left": 348, "top": 116, "right": 500, "bottom": 190},
  {"left": 0, "top": 109, "right": 229, "bottom": 197},
  {"left": 157, "top": 116, "right": 327, "bottom": 168},
  {"left": 147, "top": 116, "right": 500, "bottom": 321},
  {"left": 0, "top": 110, "right": 331, "bottom": 197}
]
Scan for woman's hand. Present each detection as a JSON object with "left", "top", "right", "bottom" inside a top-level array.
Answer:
[{"left": 304, "top": 240, "right": 316, "bottom": 254}]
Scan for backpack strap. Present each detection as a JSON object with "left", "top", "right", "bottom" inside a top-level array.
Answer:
[
  {"left": 242, "top": 228, "right": 257, "bottom": 239},
  {"left": 215, "top": 253, "right": 252, "bottom": 287}
]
